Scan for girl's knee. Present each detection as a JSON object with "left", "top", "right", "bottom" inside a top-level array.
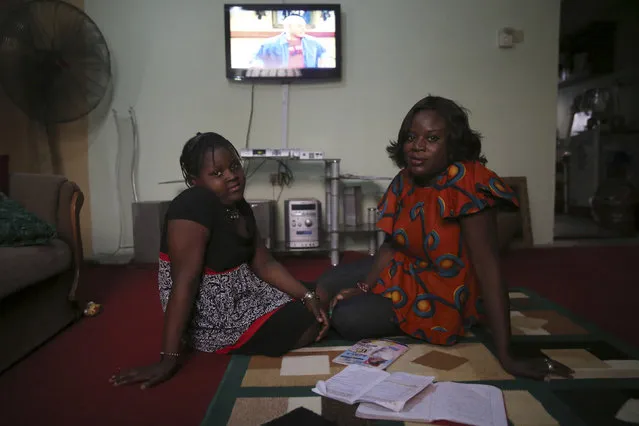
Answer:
[
  {"left": 294, "top": 322, "right": 321, "bottom": 349},
  {"left": 331, "top": 298, "right": 399, "bottom": 341},
  {"left": 331, "top": 308, "right": 368, "bottom": 341}
]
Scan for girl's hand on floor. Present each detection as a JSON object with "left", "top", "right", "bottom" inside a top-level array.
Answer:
[
  {"left": 501, "top": 356, "right": 574, "bottom": 381},
  {"left": 110, "top": 357, "right": 180, "bottom": 389},
  {"left": 305, "top": 298, "right": 330, "bottom": 341}
]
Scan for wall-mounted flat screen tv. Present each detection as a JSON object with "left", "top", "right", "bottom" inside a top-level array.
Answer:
[{"left": 224, "top": 4, "right": 342, "bottom": 83}]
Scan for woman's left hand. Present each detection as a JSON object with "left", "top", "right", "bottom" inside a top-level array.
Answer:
[
  {"left": 305, "top": 298, "right": 330, "bottom": 341},
  {"left": 501, "top": 355, "right": 574, "bottom": 381}
]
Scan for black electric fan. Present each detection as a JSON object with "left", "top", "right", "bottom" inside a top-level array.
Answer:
[{"left": 0, "top": 0, "right": 111, "bottom": 170}]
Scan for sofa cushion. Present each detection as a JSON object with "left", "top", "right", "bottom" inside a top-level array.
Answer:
[
  {"left": 0, "top": 239, "right": 72, "bottom": 299},
  {"left": 0, "top": 192, "right": 57, "bottom": 247}
]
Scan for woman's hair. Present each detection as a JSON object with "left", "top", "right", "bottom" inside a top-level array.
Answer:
[
  {"left": 386, "top": 95, "right": 486, "bottom": 168},
  {"left": 179, "top": 132, "right": 240, "bottom": 186}
]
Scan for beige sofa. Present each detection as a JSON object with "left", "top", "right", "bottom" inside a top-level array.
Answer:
[{"left": 0, "top": 173, "right": 84, "bottom": 373}]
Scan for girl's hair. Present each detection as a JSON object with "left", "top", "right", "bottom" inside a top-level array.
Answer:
[
  {"left": 179, "top": 132, "right": 240, "bottom": 186},
  {"left": 386, "top": 95, "right": 487, "bottom": 168}
]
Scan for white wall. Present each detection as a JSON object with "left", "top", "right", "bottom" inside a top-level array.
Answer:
[{"left": 85, "top": 0, "right": 560, "bottom": 256}]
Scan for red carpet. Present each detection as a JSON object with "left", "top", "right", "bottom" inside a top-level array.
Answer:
[{"left": 0, "top": 247, "right": 637, "bottom": 426}]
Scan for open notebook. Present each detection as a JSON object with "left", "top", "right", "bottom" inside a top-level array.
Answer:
[
  {"left": 312, "top": 365, "right": 434, "bottom": 412},
  {"left": 356, "top": 381, "right": 508, "bottom": 426}
]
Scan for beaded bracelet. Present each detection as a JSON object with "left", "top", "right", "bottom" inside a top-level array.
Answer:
[{"left": 160, "top": 351, "right": 180, "bottom": 358}]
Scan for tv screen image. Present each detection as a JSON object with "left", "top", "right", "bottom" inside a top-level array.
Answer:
[{"left": 224, "top": 4, "right": 341, "bottom": 82}]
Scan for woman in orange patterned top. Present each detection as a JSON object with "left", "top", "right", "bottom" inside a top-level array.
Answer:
[{"left": 318, "top": 96, "right": 573, "bottom": 380}]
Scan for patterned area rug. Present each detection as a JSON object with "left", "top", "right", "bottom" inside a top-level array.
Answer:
[{"left": 201, "top": 289, "right": 639, "bottom": 426}]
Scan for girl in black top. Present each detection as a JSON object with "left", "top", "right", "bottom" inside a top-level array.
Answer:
[{"left": 111, "top": 132, "right": 329, "bottom": 389}]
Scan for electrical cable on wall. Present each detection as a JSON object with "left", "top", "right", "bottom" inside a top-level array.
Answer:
[
  {"left": 275, "top": 159, "right": 294, "bottom": 202},
  {"left": 245, "top": 84, "right": 255, "bottom": 149},
  {"left": 244, "top": 84, "right": 256, "bottom": 178},
  {"left": 242, "top": 82, "right": 294, "bottom": 186},
  {"left": 281, "top": 83, "right": 289, "bottom": 149},
  {"left": 247, "top": 159, "right": 266, "bottom": 179}
]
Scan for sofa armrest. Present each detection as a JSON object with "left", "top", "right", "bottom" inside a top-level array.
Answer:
[
  {"left": 57, "top": 181, "right": 85, "bottom": 300},
  {"left": 56, "top": 181, "right": 85, "bottom": 263},
  {"left": 8, "top": 173, "right": 85, "bottom": 298}
]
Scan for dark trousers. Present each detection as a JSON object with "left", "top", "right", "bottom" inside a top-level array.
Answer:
[{"left": 316, "top": 256, "right": 402, "bottom": 341}]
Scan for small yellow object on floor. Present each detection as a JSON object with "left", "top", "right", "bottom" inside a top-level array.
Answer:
[{"left": 83, "top": 301, "right": 102, "bottom": 317}]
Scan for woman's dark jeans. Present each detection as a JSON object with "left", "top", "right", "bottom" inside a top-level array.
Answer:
[{"left": 316, "top": 256, "right": 401, "bottom": 341}]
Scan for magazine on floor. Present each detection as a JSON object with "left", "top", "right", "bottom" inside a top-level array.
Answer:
[{"left": 331, "top": 338, "right": 409, "bottom": 370}]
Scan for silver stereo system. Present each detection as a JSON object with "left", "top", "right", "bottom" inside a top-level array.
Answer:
[
  {"left": 247, "top": 199, "right": 276, "bottom": 249},
  {"left": 284, "top": 198, "right": 321, "bottom": 248}
]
